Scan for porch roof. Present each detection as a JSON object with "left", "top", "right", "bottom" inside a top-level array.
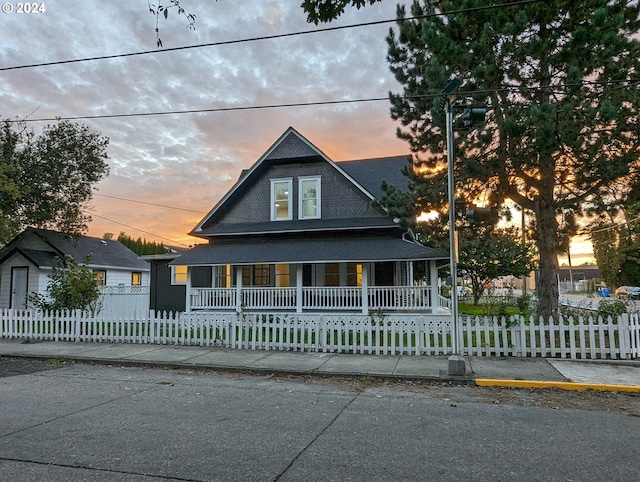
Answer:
[
  {"left": 195, "top": 217, "right": 397, "bottom": 236},
  {"left": 171, "top": 236, "right": 449, "bottom": 266}
]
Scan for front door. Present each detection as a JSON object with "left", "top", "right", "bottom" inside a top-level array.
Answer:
[{"left": 11, "top": 267, "right": 28, "bottom": 309}]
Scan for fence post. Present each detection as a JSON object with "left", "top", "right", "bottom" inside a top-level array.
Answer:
[
  {"left": 619, "top": 313, "right": 630, "bottom": 360},
  {"left": 319, "top": 315, "right": 326, "bottom": 352}
]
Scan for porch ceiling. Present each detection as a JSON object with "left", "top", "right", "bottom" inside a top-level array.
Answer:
[{"left": 171, "top": 236, "right": 449, "bottom": 266}]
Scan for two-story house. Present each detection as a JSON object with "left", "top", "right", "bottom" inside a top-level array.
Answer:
[{"left": 171, "top": 127, "right": 449, "bottom": 314}]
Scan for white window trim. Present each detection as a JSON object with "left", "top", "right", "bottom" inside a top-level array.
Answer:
[
  {"left": 298, "top": 176, "right": 321, "bottom": 220},
  {"left": 270, "top": 178, "right": 293, "bottom": 221},
  {"left": 171, "top": 265, "right": 188, "bottom": 285}
]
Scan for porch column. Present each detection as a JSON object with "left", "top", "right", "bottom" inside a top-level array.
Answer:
[
  {"left": 429, "top": 261, "right": 439, "bottom": 313},
  {"left": 296, "top": 264, "right": 303, "bottom": 314},
  {"left": 361, "top": 264, "right": 369, "bottom": 315},
  {"left": 185, "top": 267, "right": 192, "bottom": 313},
  {"left": 235, "top": 266, "right": 243, "bottom": 313}
]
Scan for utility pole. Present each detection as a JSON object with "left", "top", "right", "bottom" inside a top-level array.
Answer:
[
  {"left": 442, "top": 79, "right": 465, "bottom": 377},
  {"left": 441, "top": 79, "right": 486, "bottom": 377}
]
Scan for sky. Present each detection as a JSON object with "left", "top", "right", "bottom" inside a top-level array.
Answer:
[{"left": 1, "top": 0, "right": 594, "bottom": 261}]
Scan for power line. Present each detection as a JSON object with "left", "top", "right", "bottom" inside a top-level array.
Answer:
[
  {"left": 16, "top": 78, "right": 639, "bottom": 123},
  {"left": 588, "top": 215, "right": 640, "bottom": 234},
  {"left": 88, "top": 212, "right": 193, "bottom": 247},
  {"left": 94, "top": 193, "right": 206, "bottom": 213},
  {"left": 0, "top": 0, "right": 545, "bottom": 72},
  {"left": 20, "top": 97, "right": 387, "bottom": 122}
]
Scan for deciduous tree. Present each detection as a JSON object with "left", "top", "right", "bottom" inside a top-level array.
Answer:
[
  {"left": 0, "top": 119, "right": 110, "bottom": 243},
  {"left": 147, "top": 0, "right": 197, "bottom": 47},
  {"left": 457, "top": 225, "right": 536, "bottom": 305}
]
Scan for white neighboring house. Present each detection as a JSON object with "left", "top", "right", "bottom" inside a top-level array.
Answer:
[{"left": 0, "top": 227, "right": 150, "bottom": 316}]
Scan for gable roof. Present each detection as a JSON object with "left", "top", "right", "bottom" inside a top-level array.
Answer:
[
  {"left": 337, "top": 156, "right": 410, "bottom": 200},
  {"left": 0, "top": 227, "right": 149, "bottom": 271},
  {"left": 191, "top": 127, "right": 411, "bottom": 236}
]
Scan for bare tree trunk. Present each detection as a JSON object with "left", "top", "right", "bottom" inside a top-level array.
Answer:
[{"left": 534, "top": 197, "right": 560, "bottom": 319}]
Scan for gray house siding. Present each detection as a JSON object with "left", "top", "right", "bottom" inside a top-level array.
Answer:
[
  {"left": 208, "top": 160, "right": 384, "bottom": 226},
  {"left": 149, "top": 259, "right": 186, "bottom": 314}
]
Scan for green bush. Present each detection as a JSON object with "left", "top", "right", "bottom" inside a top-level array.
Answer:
[
  {"left": 597, "top": 299, "right": 627, "bottom": 320},
  {"left": 516, "top": 292, "right": 532, "bottom": 315},
  {"left": 28, "top": 255, "right": 101, "bottom": 314}
]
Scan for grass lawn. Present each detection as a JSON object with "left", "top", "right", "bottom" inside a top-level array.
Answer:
[{"left": 458, "top": 302, "right": 523, "bottom": 316}]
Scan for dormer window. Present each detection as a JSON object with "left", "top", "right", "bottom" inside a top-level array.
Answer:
[
  {"left": 271, "top": 178, "right": 292, "bottom": 221},
  {"left": 299, "top": 176, "right": 321, "bottom": 219}
]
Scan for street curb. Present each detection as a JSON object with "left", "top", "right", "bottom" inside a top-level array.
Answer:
[
  {"left": 0, "top": 352, "right": 476, "bottom": 385},
  {"left": 475, "top": 378, "right": 640, "bottom": 393}
]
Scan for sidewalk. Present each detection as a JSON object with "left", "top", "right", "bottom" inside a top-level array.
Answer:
[{"left": 1, "top": 339, "right": 640, "bottom": 392}]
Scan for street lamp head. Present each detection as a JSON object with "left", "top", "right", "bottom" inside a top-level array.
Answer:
[
  {"left": 441, "top": 78, "right": 461, "bottom": 110},
  {"left": 442, "top": 78, "right": 461, "bottom": 95}
]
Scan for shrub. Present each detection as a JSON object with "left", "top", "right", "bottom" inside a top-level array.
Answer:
[
  {"left": 597, "top": 299, "right": 627, "bottom": 320},
  {"left": 28, "top": 255, "right": 101, "bottom": 314}
]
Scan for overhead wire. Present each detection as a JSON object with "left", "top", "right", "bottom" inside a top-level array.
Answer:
[
  {"left": 14, "top": 78, "right": 640, "bottom": 123},
  {"left": 5, "top": 0, "right": 635, "bottom": 124},
  {"left": 0, "top": 0, "right": 545, "bottom": 72},
  {"left": 94, "top": 193, "right": 206, "bottom": 213},
  {"left": 88, "top": 212, "right": 195, "bottom": 247}
]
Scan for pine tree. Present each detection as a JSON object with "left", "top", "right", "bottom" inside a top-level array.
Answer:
[
  {"left": 387, "top": 1, "right": 640, "bottom": 318},
  {"left": 303, "top": 0, "right": 640, "bottom": 318},
  {"left": 117, "top": 232, "right": 168, "bottom": 256}
]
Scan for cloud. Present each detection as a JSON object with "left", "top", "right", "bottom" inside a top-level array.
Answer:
[{"left": 1, "top": 0, "right": 408, "bottom": 246}]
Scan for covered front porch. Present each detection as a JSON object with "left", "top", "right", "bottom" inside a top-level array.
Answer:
[
  {"left": 172, "top": 234, "right": 450, "bottom": 314},
  {"left": 182, "top": 260, "right": 448, "bottom": 314}
]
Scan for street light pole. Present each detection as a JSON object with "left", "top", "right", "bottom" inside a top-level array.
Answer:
[{"left": 443, "top": 79, "right": 466, "bottom": 377}]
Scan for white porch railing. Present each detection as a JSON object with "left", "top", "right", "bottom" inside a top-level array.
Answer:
[
  {"left": 302, "top": 287, "right": 362, "bottom": 310},
  {"left": 368, "top": 286, "right": 432, "bottom": 311},
  {"left": 243, "top": 287, "right": 297, "bottom": 310},
  {"left": 191, "top": 288, "right": 237, "bottom": 310},
  {"left": 190, "top": 285, "right": 438, "bottom": 312}
]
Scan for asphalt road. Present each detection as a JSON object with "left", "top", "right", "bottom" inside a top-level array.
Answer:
[{"left": 1, "top": 359, "right": 640, "bottom": 482}]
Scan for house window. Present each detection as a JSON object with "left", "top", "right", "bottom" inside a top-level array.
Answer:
[
  {"left": 253, "top": 264, "right": 270, "bottom": 286},
  {"left": 275, "top": 264, "right": 290, "bottom": 287},
  {"left": 215, "top": 265, "right": 231, "bottom": 288},
  {"left": 325, "top": 263, "right": 340, "bottom": 287},
  {"left": 241, "top": 264, "right": 271, "bottom": 286},
  {"left": 94, "top": 270, "right": 107, "bottom": 286},
  {"left": 172, "top": 265, "right": 188, "bottom": 285},
  {"left": 271, "top": 178, "right": 292, "bottom": 221},
  {"left": 299, "top": 177, "right": 321, "bottom": 219},
  {"left": 131, "top": 272, "right": 142, "bottom": 286},
  {"left": 347, "top": 263, "right": 362, "bottom": 287}
]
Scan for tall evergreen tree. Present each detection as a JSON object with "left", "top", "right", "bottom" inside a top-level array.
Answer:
[
  {"left": 303, "top": 0, "right": 640, "bottom": 318},
  {"left": 117, "top": 232, "right": 169, "bottom": 256}
]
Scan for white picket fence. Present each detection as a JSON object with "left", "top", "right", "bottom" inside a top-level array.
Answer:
[{"left": 1, "top": 309, "right": 639, "bottom": 360}]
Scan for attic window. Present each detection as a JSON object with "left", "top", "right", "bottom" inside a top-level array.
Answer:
[
  {"left": 299, "top": 176, "right": 321, "bottom": 219},
  {"left": 271, "top": 178, "right": 292, "bottom": 221}
]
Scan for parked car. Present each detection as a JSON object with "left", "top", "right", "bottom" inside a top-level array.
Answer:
[{"left": 614, "top": 286, "right": 640, "bottom": 299}]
